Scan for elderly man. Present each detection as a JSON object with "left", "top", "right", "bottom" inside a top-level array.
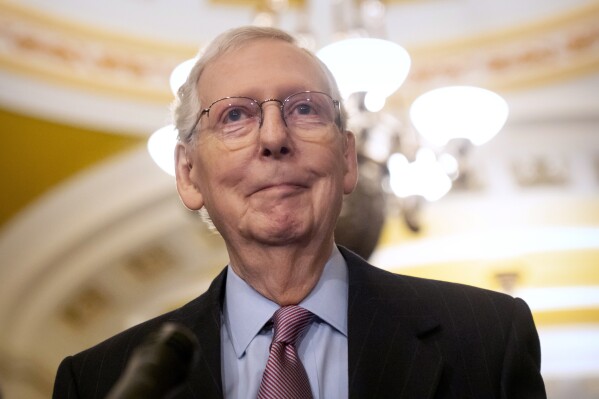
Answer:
[{"left": 53, "top": 26, "right": 546, "bottom": 398}]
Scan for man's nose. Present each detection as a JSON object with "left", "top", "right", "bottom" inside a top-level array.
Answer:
[{"left": 258, "top": 102, "right": 292, "bottom": 158}]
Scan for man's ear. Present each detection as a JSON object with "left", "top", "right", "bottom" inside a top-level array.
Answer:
[
  {"left": 174, "top": 143, "right": 204, "bottom": 210},
  {"left": 342, "top": 131, "right": 359, "bottom": 195}
]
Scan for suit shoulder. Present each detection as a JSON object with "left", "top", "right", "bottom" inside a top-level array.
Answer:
[
  {"left": 69, "top": 307, "right": 178, "bottom": 368},
  {"left": 342, "top": 245, "right": 519, "bottom": 312},
  {"left": 402, "top": 272, "right": 514, "bottom": 303}
]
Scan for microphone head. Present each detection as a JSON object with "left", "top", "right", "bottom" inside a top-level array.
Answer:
[{"left": 106, "top": 322, "right": 199, "bottom": 399}]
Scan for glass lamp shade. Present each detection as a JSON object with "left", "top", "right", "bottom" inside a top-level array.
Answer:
[
  {"left": 410, "top": 86, "right": 509, "bottom": 146},
  {"left": 148, "top": 125, "right": 178, "bottom": 176},
  {"left": 317, "top": 38, "right": 411, "bottom": 100},
  {"left": 170, "top": 58, "right": 197, "bottom": 96}
]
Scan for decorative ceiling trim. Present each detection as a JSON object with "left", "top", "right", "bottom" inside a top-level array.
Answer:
[
  {"left": 0, "top": 2, "right": 195, "bottom": 103},
  {"left": 399, "top": 4, "right": 599, "bottom": 99},
  {"left": 408, "top": 2, "right": 599, "bottom": 55},
  {"left": 209, "top": 0, "right": 305, "bottom": 7},
  {"left": 0, "top": 1, "right": 196, "bottom": 52},
  {"left": 1, "top": 2, "right": 599, "bottom": 102}
]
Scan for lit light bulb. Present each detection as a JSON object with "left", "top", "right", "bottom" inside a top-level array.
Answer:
[
  {"left": 148, "top": 125, "right": 178, "bottom": 176},
  {"left": 387, "top": 149, "right": 452, "bottom": 201},
  {"left": 364, "top": 91, "right": 386, "bottom": 112},
  {"left": 410, "top": 86, "right": 509, "bottom": 146}
]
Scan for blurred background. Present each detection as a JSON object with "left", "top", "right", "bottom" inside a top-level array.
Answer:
[{"left": 0, "top": 0, "right": 598, "bottom": 398}]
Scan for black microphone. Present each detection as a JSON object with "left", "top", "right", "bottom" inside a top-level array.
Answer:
[{"left": 105, "top": 322, "right": 199, "bottom": 399}]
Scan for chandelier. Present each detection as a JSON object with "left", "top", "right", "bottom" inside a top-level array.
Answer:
[{"left": 148, "top": 0, "right": 509, "bottom": 239}]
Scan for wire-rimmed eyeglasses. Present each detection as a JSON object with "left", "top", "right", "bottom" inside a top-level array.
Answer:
[{"left": 186, "top": 91, "right": 341, "bottom": 148}]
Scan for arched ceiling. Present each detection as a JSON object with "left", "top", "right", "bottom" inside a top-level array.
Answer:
[{"left": 0, "top": 1, "right": 598, "bottom": 398}]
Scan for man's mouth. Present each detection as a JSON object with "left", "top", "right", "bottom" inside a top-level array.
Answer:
[{"left": 251, "top": 180, "right": 309, "bottom": 196}]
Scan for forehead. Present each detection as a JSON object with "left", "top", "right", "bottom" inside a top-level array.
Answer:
[{"left": 198, "top": 39, "right": 331, "bottom": 102}]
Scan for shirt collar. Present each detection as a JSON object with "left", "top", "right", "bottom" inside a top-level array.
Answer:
[{"left": 223, "top": 246, "right": 349, "bottom": 358}]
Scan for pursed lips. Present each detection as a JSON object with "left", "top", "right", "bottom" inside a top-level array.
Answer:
[{"left": 251, "top": 181, "right": 309, "bottom": 196}]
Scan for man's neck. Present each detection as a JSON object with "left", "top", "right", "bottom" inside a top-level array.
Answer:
[{"left": 225, "top": 239, "right": 335, "bottom": 306}]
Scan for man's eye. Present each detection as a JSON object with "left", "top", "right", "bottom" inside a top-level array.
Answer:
[
  {"left": 297, "top": 104, "right": 314, "bottom": 115},
  {"left": 291, "top": 102, "right": 318, "bottom": 116},
  {"left": 223, "top": 108, "right": 246, "bottom": 123}
]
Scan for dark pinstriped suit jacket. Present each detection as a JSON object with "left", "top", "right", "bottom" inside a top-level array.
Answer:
[{"left": 53, "top": 246, "right": 546, "bottom": 398}]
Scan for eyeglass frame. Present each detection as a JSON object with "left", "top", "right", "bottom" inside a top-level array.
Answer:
[{"left": 186, "top": 90, "right": 342, "bottom": 140}]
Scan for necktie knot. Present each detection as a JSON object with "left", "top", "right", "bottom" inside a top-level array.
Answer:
[{"left": 272, "top": 306, "right": 314, "bottom": 346}]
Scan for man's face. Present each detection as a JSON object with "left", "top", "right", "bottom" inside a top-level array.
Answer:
[{"left": 176, "top": 39, "right": 357, "bottom": 248}]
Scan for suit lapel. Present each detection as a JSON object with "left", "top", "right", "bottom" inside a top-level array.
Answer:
[
  {"left": 177, "top": 267, "right": 228, "bottom": 399},
  {"left": 341, "top": 247, "right": 443, "bottom": 399}
]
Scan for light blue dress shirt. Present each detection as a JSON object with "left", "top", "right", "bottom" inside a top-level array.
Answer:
[{"left": 221, "top": 246, "right": 349, "bottom": 399}]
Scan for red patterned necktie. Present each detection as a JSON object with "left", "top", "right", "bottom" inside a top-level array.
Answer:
[{"left": 257, "top": 306, "right": 314, "bottom": 399}]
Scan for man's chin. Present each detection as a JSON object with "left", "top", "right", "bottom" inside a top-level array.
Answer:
[{"left": 247, "top": 218, "right": 310, "bottom": 247}]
